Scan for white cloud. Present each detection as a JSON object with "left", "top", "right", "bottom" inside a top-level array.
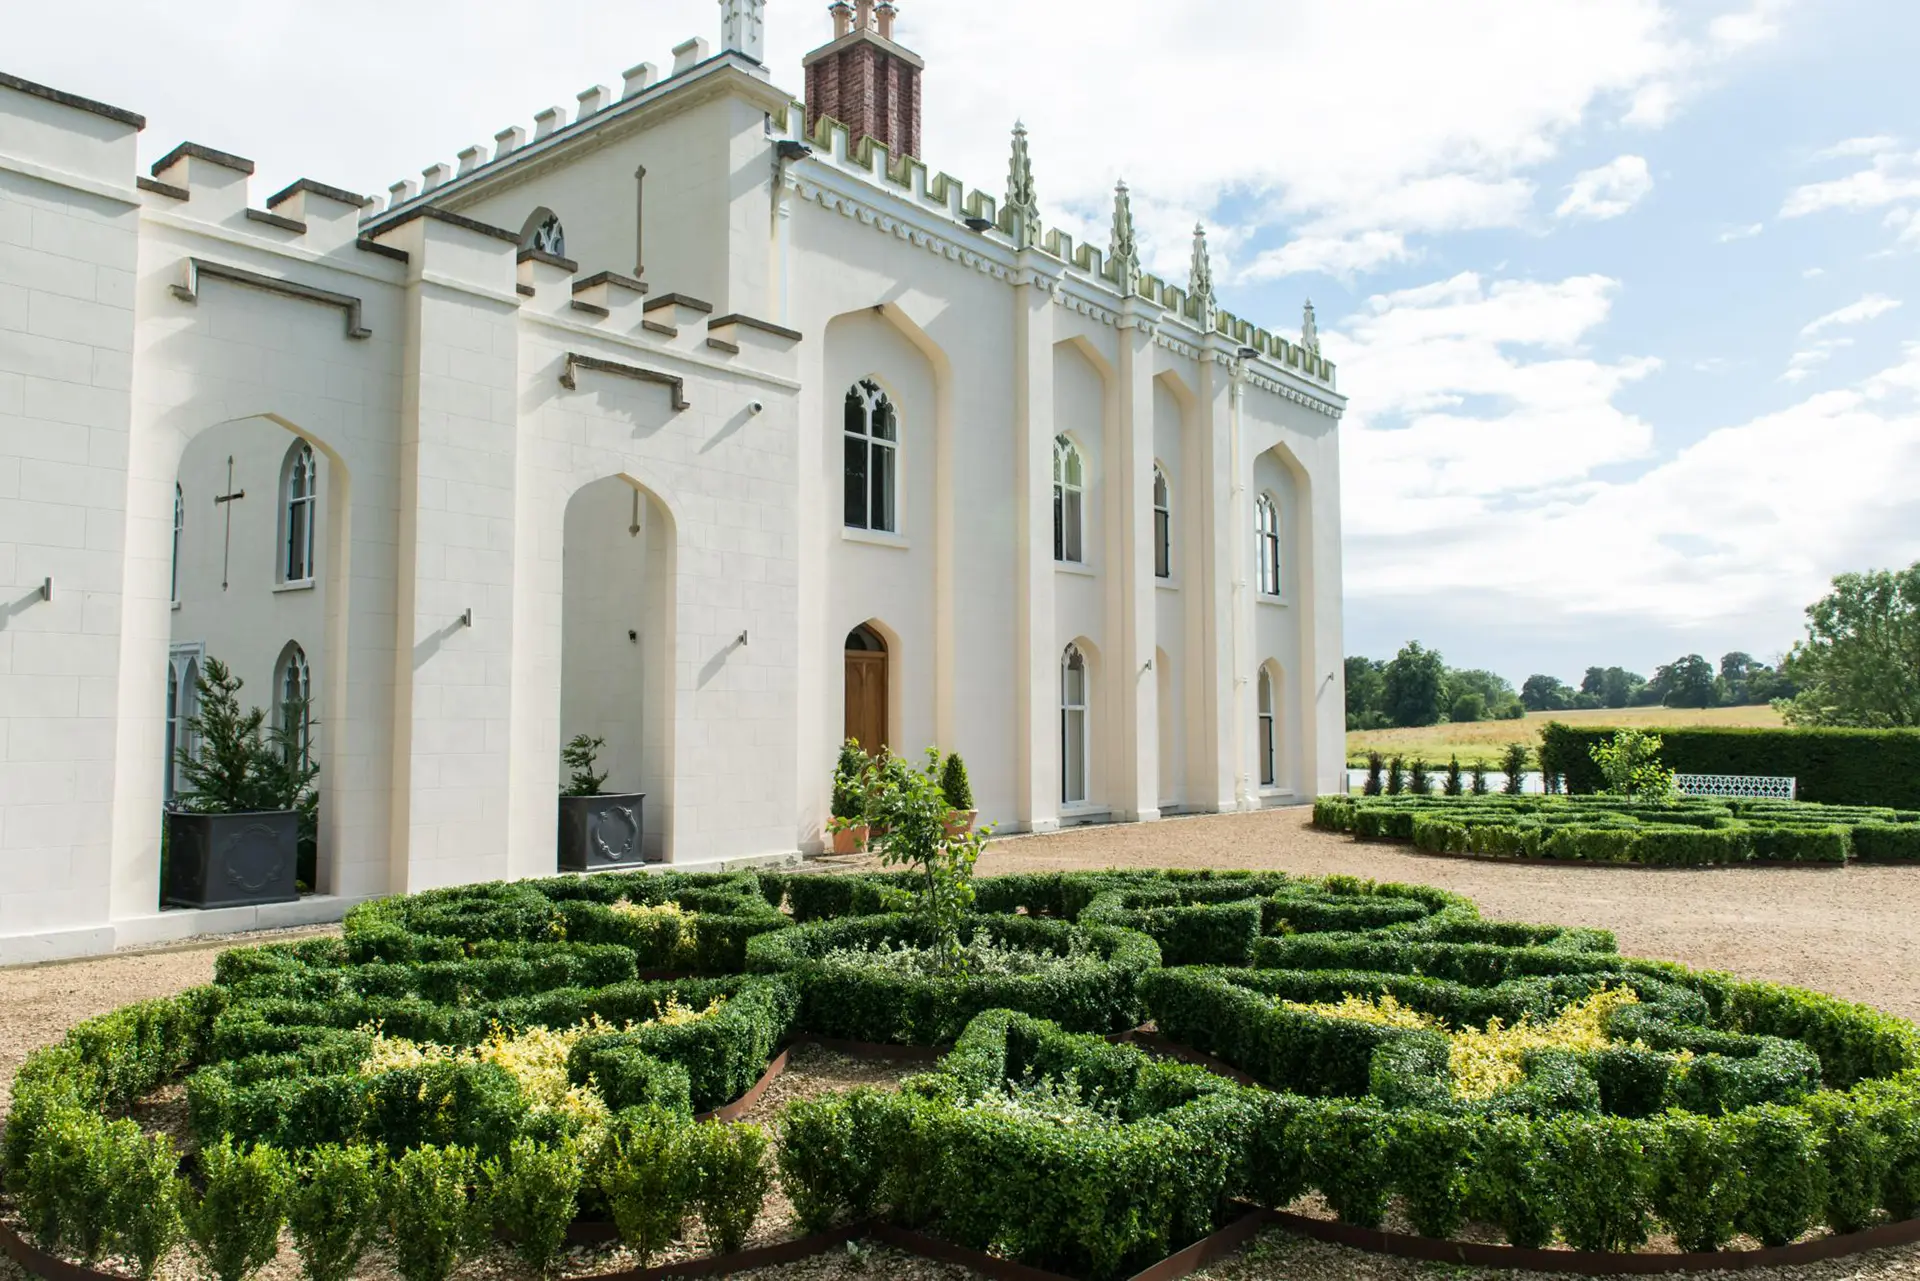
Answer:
[
  {"left": 1803, "top": 267, "right": 1827, "bottom": 279},
  {"left": 1338, "top": 276, "right": 1920, "bottom": 628},
  {"left": 1717, "top": 222, "right": 1764, "bottom": 242},
  {"left": 1815, "top": 135, "right": 1902, "bottom": 161},
  {"left": 1801, "top": 294, "right": 1903, "bottom": 336},
  {"left": 1781, "top": 338, "right": 1851, "bottom": 384},
  {"left": 1783, "top": 142, "right": 1920, "bottom": 220},
  {"left": 1557, "top": 155, "right": 1655, "bottom": 220},
  {"left": 1242, "top": 232, "right": 1413, "bottom": 281}
]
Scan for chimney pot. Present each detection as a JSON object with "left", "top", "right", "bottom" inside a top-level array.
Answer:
[
  {"left": 854, "top": 0, "right": 876, "bottom": 31},
  {"left": 830, "top": 1, "right": 853, "bottom": 37},
  {"left": 876, "top": 1, "right": 896, "bottom": 38}
]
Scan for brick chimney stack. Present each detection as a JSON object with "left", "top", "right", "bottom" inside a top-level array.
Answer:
[{"left": 804, "top": 0, "right": 924, "bottom": 160}]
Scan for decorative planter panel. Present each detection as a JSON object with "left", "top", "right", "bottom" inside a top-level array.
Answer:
[
  {"left": 559, "top": 793, "right": 649, "bottom": 871},
  {"left": 163, "top": 809, "right": 300, "bottom": 909}
]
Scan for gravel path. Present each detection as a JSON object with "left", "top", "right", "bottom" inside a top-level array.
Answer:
[{"left": 4, "top": 809, "right": 1919, "bottom": 1280}]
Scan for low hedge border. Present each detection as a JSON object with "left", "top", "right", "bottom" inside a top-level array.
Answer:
[
  {"left": 1134, "top": 962, "right": 1920, "bottom": 1252},
  {"left": 1316, "top": 795, "right": 1920, "bottom": 867},
  {"left": 775, "top": 1010, "right": 1259, "bottom": 1280},
  {"left": 343, "top": 871, "right": 792, "bottom": 972},
  {"left": 744, "top": 913, "right": 1160, "bottom": 1044}
]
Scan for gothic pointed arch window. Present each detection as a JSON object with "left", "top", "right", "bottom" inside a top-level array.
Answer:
[
  {"left": 524, "top": 208, "right": 566, "bottom": 258},
  {"left": 843, "top": 379, "right": 898, "bottom": 533},
  {"left": 281, "top": 441, "right": 317, "bottom": 584},
  {"left": 1053, "top": 436, "right": 1084, "bottom": 564},
  {"left": 1258, "top": 666, "right": 1277, "bottom": 787},
  {"left": 1061, "top": 643, "right": 1089, "bottom": 805},
  {"left": 171, "top": 483, "right": 184, "bottom": 603},
  {"left": 1255, "top": 492, "right": 1282, "bottom": 597},
  {"left": 276, "top": 642, "right": 313, "bottom": 769},
  {"left": 1152, "top": 465, "right": 1172, "bottom": 579}
]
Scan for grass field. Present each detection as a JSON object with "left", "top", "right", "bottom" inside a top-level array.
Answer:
[{"left": 1345, "top": 704, "right": 1787, "bottom": 768}]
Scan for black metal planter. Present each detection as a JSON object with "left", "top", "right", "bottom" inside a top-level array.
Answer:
[
  {"left": 163, "top": 809, "right": 300, "bottom": 909},
  {"left": 559, "top": 793, "right": 649, "bottom": 871}
]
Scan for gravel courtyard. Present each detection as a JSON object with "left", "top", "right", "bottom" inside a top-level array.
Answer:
[{"left": 4, "top": 807, "right": 1919, "bottom": 1281}]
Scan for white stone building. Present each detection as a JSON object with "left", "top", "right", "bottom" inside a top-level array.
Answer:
[{"left": 0, "top": 0, "right": 1347, "bottom": 961}]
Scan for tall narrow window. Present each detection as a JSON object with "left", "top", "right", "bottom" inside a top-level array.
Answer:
[
  {"left": 1152, "top": 466, "right": 1171, "bottom": 579},
  {"left": 1061, "top": 644, "right": 1088, "bottom": 805},
  {"left": 1255, "top": 493, "right": 1281, "bottom": 597},
  {"left": 171, "top": 484, "right": 184, "bottom": 603},
  {"left": 1258, "top": 668, "right": 1277, "bottom": 787},
  {"left": 163, "top": 661, "right": 180, "bottom": 803},
  {"left": 276, "top": 643, "right": 312, "bottom": 769},
  {"left": 843, "top": 380, "right": 898, "bottom": 533},
  {"left": 1053, "top": 437, "right": 1084, "bottom": 564},
  {"left": 169, "top": 655, "right": 200, "bottom": 799},
  {"left": 282, "top": 442, "right": 317, "bottom": 583}
]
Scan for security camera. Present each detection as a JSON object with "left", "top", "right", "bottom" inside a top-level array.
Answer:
[{"left": 749, "top": 400, "right": 765, "bottom": 415}]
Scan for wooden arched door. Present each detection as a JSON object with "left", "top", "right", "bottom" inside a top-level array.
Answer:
[{"left": 844, "top": 624, "right": 889, "bottom": 755}]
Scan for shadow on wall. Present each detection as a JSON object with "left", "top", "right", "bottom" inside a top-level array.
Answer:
[{"left": 698, "top": 632, "right": 749, "bottom": 690}]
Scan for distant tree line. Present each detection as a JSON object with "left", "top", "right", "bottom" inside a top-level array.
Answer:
[
  {"left": 1517, "top": 652, "right": 1796, "bottom": 714},
  {"left": 1348, "top": 563, "right": 1919, "bottom": 734},
  {"left": 1346, "top": 643, "right": 1528, "bottom": 730},
  {"left": 1347, "top": 646, "right": 1793, "bottom": 731}
]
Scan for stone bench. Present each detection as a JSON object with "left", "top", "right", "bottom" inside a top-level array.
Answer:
[{"left": 1675, "top": 774, "right": 1798, "bottom": 801}]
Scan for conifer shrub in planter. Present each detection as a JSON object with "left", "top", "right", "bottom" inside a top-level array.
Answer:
[
  {"left": 164, "top": 658, "right": 316, "bottom": 910},
  {"left": 939, "top": 751, "right": 977, "bottom": 834},
  {"left": 828, "top": 738, "right": 870, "bottom": 854},
  {"left": 557, "top": 734, "right": 649, "bottom": 871}
]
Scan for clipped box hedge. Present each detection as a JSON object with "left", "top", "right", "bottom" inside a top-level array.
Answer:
[
  {"left": 745, "top": 913, "right": 1160, "bottom": 1044},
  {"left": 1317, "top": 793, "right": 1920, "bottom": 867},
  {"left": 1539, "top": 722, "right": 1920, "bottom": 809},
  {"left": 776, "top": 1009, "right": 1257, "bottom": 1280}
]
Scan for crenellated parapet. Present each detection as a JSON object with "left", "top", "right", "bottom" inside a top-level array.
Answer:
[{"left": 772, "top": 107, "right": 1338, "bottom": 393}]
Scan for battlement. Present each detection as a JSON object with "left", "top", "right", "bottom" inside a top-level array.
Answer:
[
  {"left": 779, "top": 101, "right": 1336, "bottom": 391},
  {"left": 364, "top": 31, "right": 767, "bottom": 230}
]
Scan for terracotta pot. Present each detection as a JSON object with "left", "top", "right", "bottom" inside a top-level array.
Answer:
[
  {"left": 831, "top": 824, "right": 869, "bottom": 855},
  {"left": 943, "top": 810, "right": 978, "bottom": 838}
]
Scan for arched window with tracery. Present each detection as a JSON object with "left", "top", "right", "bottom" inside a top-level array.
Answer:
[
  {"left": 276, "top": 643, "right": 312, "bottom": 769},
  {"left": 1053, "top": 437, "right": 1084, "bottom": 564},
  {"left": 281, "top": 441, "right": 317, "bottom": 583},
  {"left": 1258, "top": 667, "right": 1277, "bottom": 787},
  {"left": 171, "top": 484, "right": 184, "bottom": 603},
  {"left": 844, "top": 380, "right": 898, "bottom": 533},
  {"left": 1255, "top": 493, "right": 1282, "bottom": 597},
  {"left": 1061, "top": 643, "right": 1089, "bottom": 804},
  {"left": 1152, "top": 466, "right": 1171, "bottom": 579}
]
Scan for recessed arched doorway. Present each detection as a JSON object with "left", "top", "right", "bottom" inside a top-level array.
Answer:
[{"left": 844, "top": 624, "right": 889, "bottom": 755}]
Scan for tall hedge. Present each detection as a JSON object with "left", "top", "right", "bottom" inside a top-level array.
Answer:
[{"left": 1540, "top": 724, "right": 1920, "bottom": 808}]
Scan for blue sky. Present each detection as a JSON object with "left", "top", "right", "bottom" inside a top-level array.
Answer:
[{"left": 10, "top": 0, "right": 1917, "bottom": 690}]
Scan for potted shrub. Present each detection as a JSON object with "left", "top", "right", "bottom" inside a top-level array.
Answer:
[
  {"left": 940, "top": 751, "right": 977, "bottom": 836},
  {"left": 164, "top": 658, "right": 315, "bottom": 909},
  {"left": 558, "top": 734, "right": 649, "bottom": 871},
  {"left": 828, "top": 739, "right": 870, "bottom": 855}
]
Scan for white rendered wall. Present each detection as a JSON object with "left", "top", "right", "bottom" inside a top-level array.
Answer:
[{"left": 0, "top": 91, "right": 141, "bottom": 941}]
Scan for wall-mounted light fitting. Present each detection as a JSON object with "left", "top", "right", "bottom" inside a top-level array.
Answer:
[
  {"left": 40, "top": 577, "right": 53, "bottom": 602},
  {"left": 628, "top": 629, "right": 639, "bottom": 644},
  {"left": 737, "top": 630, "right": 749, "bottom": 648},
  {"left": 749, "top": 400, "right": 765, "bottom": 415},
  {"left": 459, "top": 609, "right": 473, "bottom": 629}
]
